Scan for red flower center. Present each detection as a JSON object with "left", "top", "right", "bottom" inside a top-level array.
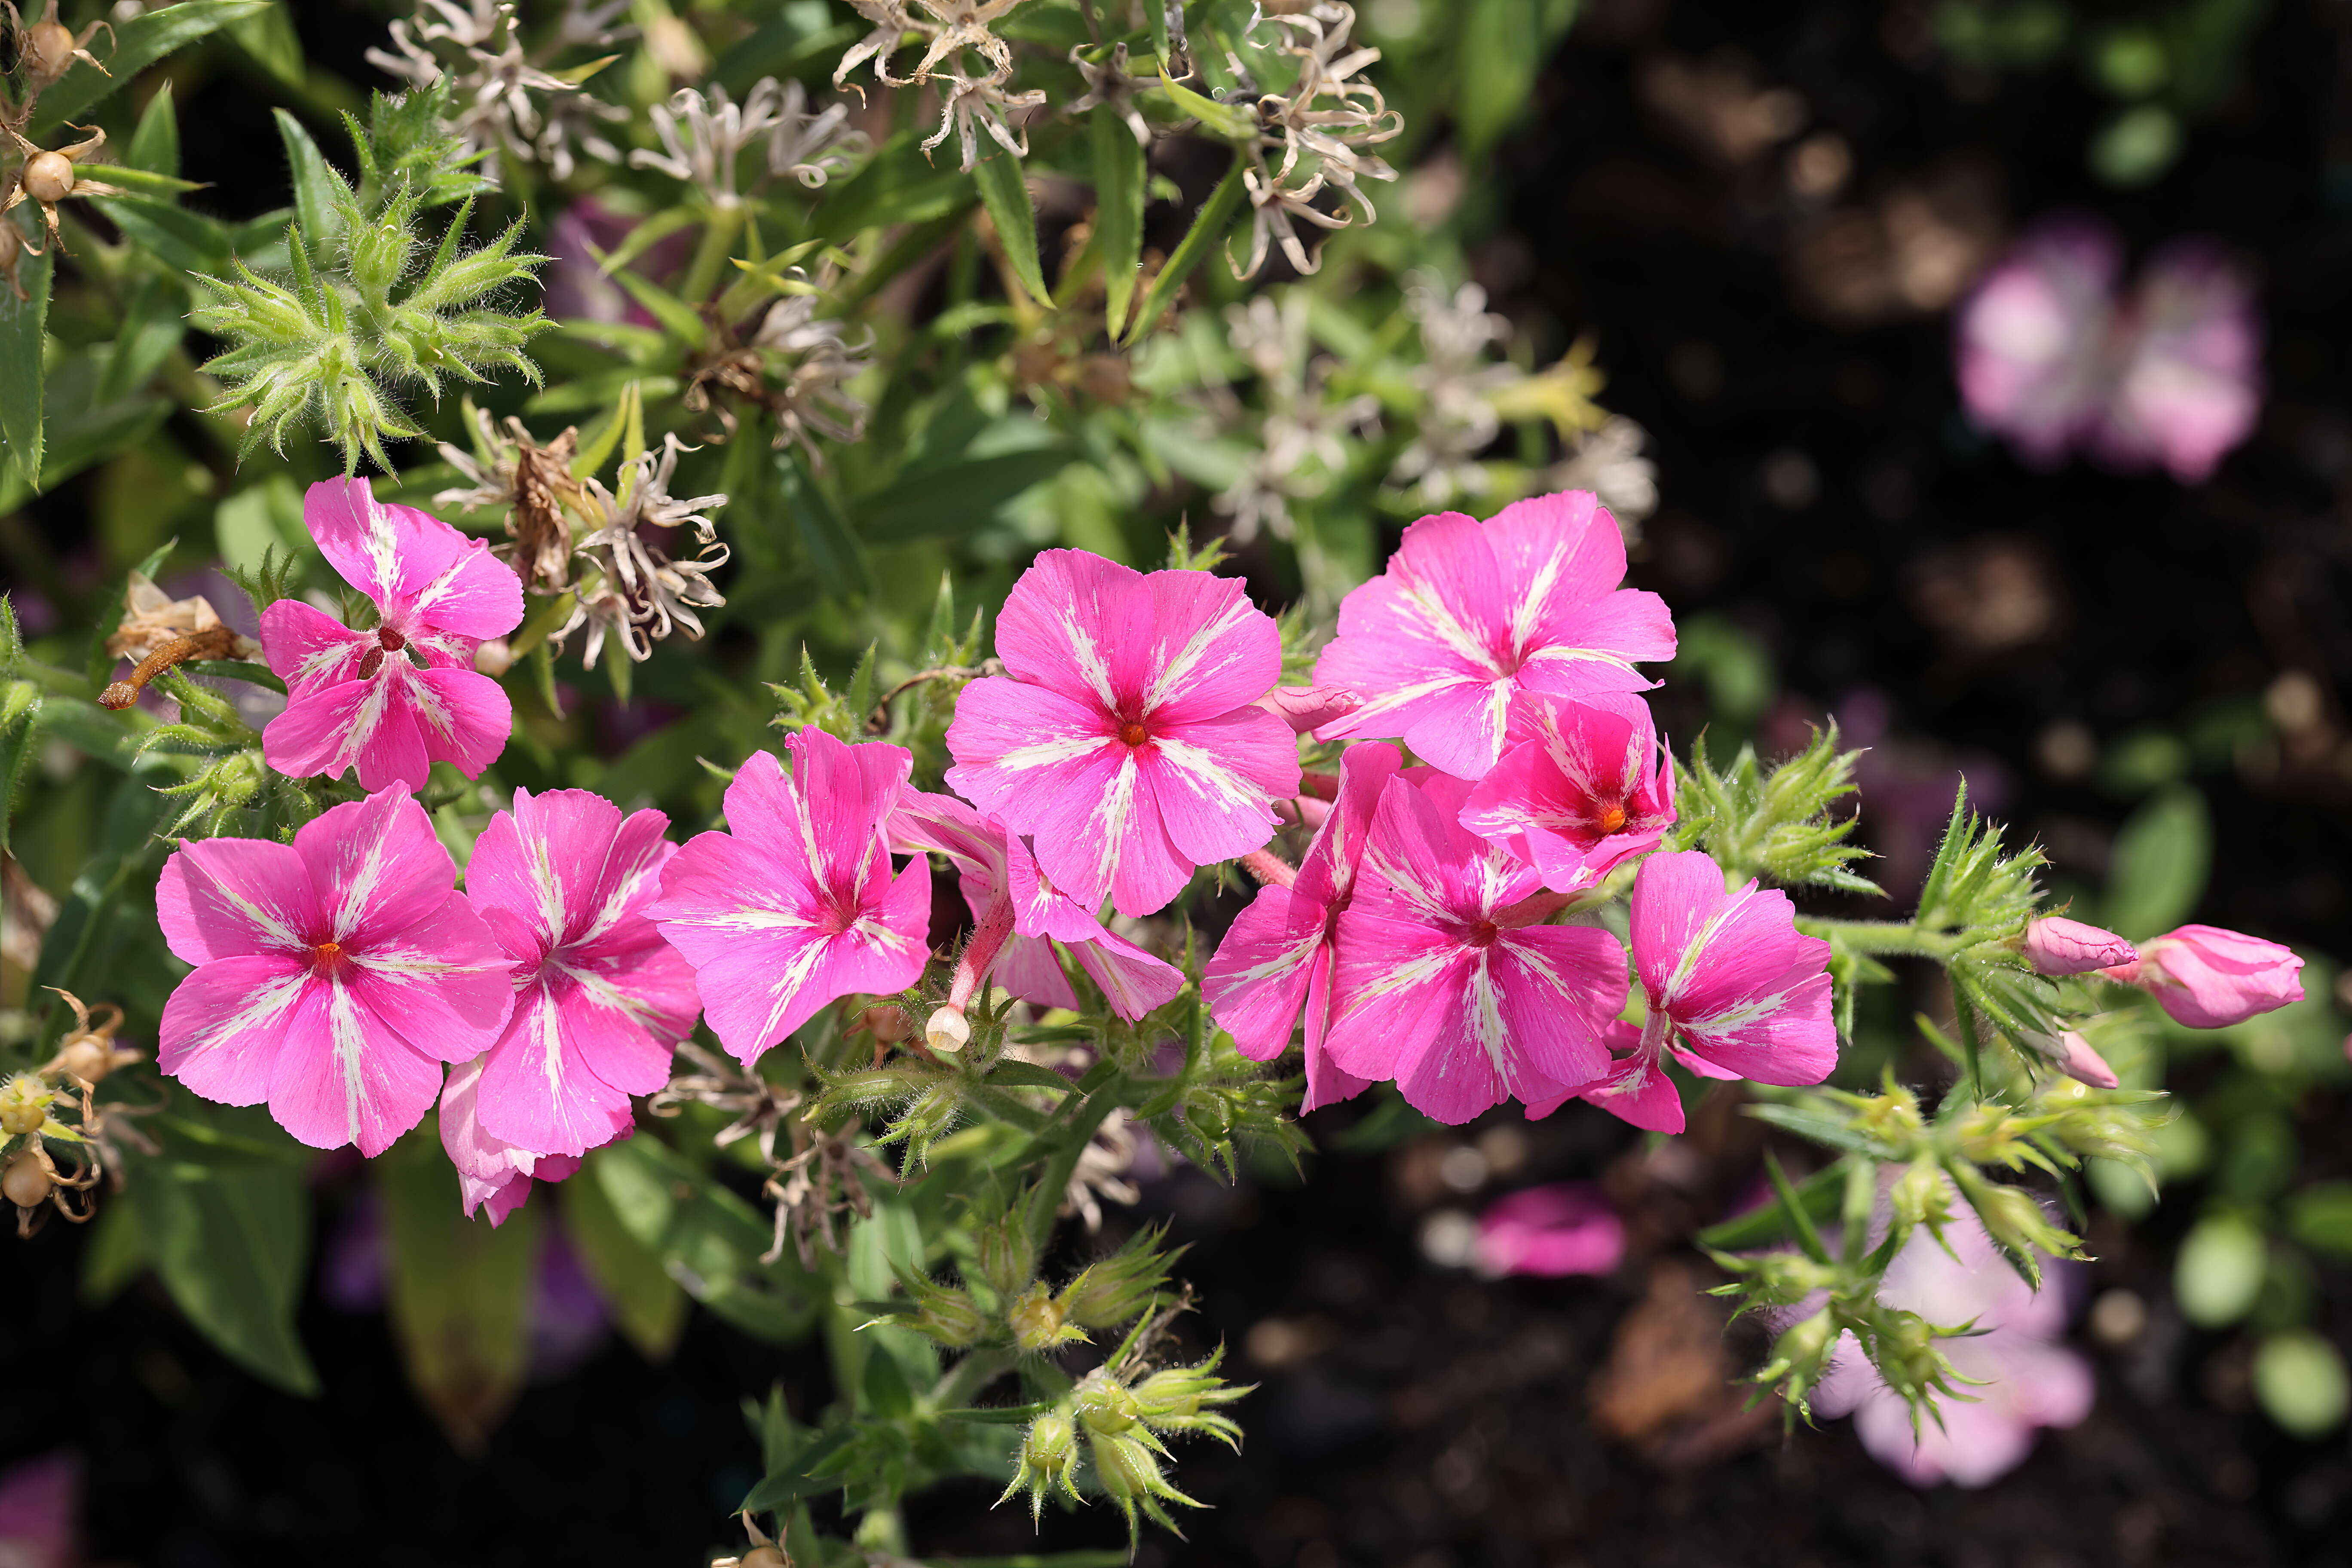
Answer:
[
  {"left": 314, "top": 940, "right": 347, "bottom": 971},
  {"left": 1465, "top": 920, "right": 1501, "bottom": 949},
  {"left": 1118, "top": 720, "right": 1150, "bottom": 747}
]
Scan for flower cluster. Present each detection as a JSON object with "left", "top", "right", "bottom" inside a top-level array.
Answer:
[{"left": 367, "top": 0, "right": 631, "bottom": 180}]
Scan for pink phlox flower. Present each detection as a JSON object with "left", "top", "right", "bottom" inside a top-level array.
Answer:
[
  {"left": 2099, "top": 923, "right": 2305, "bottom": 1029},
  {"left": 156, "top": 788, "right": 514, "bottom": 1155},
  {"left": 1552, "top": 849, "right": 1836, "bottom": 1136},
  {"left": 1814, "top": 1201, "right": 2092, "bottom": 1488},
  {"left": 1255, "top": 683, "right": 1362, "bottom": 734},
  {"left": 646, "top": 729, "right": 931, "bottom": 1064},
  {"left": 1955, "top": 218, "right": 2120, "bottom": 468},
  {"left": 891, "top": 788, "right": 1182, "bottom": 1022},
  {"left": 2020, "top": 915, "right": 2135, "bottom": 977},
  {"left": 1324, "top": 770, "right": 1627, "bottom": 1124},
  {"left": 439, "top": 1050, "right": 593, "bottom": 1226},
  {"left": 1204, "top": 742, "right": 1406, "bottom": 1113},
  {"left": 944, "top": 549, "right": 1299, "bottom": 919},
  {"left": 1459, "top": 691, "right": 1675, "bottom": 893},
  {"left": 1475, "top": 1182, "right": 1626, "bottom": 1278},
  {"left": 463, "top": 787, "right": 700, "bottom": 1158},
  {"left": 259, "top": 479, "right": 524, "bottom": 793},
  {"left": 2095, "top": 241, "right": 2262, "bottom": 483},
  {"left": 0, "top": 1452, "right": 79, "bottom": 1568},
  {"left": 1310, "top": 490, "right": 1676, "bottom": 780},
  {"left": 2052, "top": 1030, "right": 2120, "bottom": 1089}
]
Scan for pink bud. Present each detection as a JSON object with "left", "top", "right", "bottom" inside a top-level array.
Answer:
[
  {"left": 1257, "top": 684, "right": 1362, "bottom": 735},
  {"left": 2053, "top": 1031, "right": 2119, "bottom": 1089},
  {"left": 1474, "top": 1182, "right": 1626, "bottom": 1278},
  {"left": 2102, "top": 924, "right": 2306, "bottom": 1029},
  {"left": 2021, "top": 916, "right": 2137, "bottom": 976},
  {"left": 1292, "top": 796, "right": 1333, "bottom": 831}
]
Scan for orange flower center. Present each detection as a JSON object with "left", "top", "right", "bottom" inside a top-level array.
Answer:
[
  {"left": 314, "top": 940, "right": 346, "bottom": 970},
  {"left": 1119, "top": 721, "right": 1150, "bottom": 747},
  {"left": 1596, "top": 803, "right": 1628, "bottom": 834}
]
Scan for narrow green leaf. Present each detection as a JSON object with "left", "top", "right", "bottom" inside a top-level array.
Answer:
[
  {"left": 561, "top": 1157, "right": 689, "bottom": 1362},
  {"left": 381, "top": 1135, "right": 540, "bottom": 1451},
  {"left": 853, "top": 447, "right": 1076, "bottom": 542},
  {"left": 971, "top": 147, "right": 1050, "bottom": 308},
  {"left": 1457, "top": 0, "right": 1580, "bottom": 156},
  {"left": 1093, "top": 109, "right": 1146, "bottom": 340},
  {"left": 1121, "top": 150, "right": 1248, "bottom": 346},
  {"left": 128, "top": 82, "right": 181, "bottom": 176},
  {"left": 776, "top": 447, "right": 871, "bottom": 594},
  {"left": 273, "top": 108, "right": 349, "bottom": 257},
  {"left": 0, "top": 221, "right": 52, "bottom": 488},
  {"left": 227, "top": 2, "right": 306, "bottom": 87},
  {"left": 0, "top": 680, "right": 42, "bottom": 854},
  {"left": 1154, "top": 66, "right": 1258, "bottom": 140},
  {"left": 32, "top": 1, "right": 273, "bottom": 134},
  {"left": 124, "top": 1141, "right": 319, "bottom": 1396},
  {"left": 1696, "top": 1159, "right": 1847, "bottom": 1251},
  {"left": 611, "top": 266, "right": 709, "bottom": 346}
]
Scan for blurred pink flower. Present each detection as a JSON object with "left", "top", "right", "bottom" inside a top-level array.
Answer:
[
  {"left": 439, "top": 1050, "right": 588, "bottom": 1226},
  {"left": 1476, "top": 1182, "right": 1625, "bottom": 1278},
  {"left": 2095, "top": 242, "right": 2263, "bottom": 483},
  {"left": 1815, "top": 1213, "right": 2093, "bottom": 1487},
  {"left": 1955, "top": 219, "right": 2119, "bottom": 468},
  {"left": 2021, "top": 916, "right": 2136, "bottom": 977},
  {"left": 0, "top": 1452, "right": 78, "bottom": 1568},
  {"left": 2053, "top": 1030, "right": 2120, "bottom": 1089},
  {"left": 2101, "top": 923, "right": 2305, "bottom": 1029},
  {"left": 1459, "top": 691, "right": 1675, "bottom": 894}
]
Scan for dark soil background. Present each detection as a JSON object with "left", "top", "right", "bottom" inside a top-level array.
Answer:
[{"left": 11, "top": 0, "right": 2352, "bottom": 1565}]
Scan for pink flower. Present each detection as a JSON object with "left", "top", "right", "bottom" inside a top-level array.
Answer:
[
  {"left": 943, "top": 550, "right": 1298, "bottom": 919},
  {"left": 2053, "top": 1031, "right": 2120, "bottom": 1089},
  {"left": 1955, "top": 219, "right": 2119, "bottom": 468},
  {"left": 1555, "top": 850, "right": 1836, "bottom": 1136},
  {"left": 1256, "top": 683, "right": 1361, "bottom": 734},
  {"left": 2100, "top": 923, "right": 2305, "bottom": 1029},
  {"left": 2020, "top": 916, "right": 2135, "bottom": 977},
  {"left": 1814, "top": 1207, "right": 2092, "bottom": 1487},
  {"left": 1323, "top": 771, "right": 1627, "bottom": 1124},
  {"left": 0, "top": 1452, "right": 78, "bottom": 1568},
  {"left": 646, "top": 729, "right": 931, "bottom": 1064},
  {"left": 439, "top": 1051, "right": 589, "bottom": 1226},
  {"left": 259, "top": 479, "right": 524, "bottom": 793},
  {"left": 156, "top": 788, "right": 514, "bottom": 1155},
  {"left": 1311, "top": 491, "right": 1675, "bottom": 780},
  {"left": 891, "top": 789, "right": 1183, "bottom": 1022},
  {"left": 1458, "top": 692, "right": 1675, "bottom": 893},
  {"left": 2095, "top": 242, "right": 2262, "bottom": 483},
  {"left": 463, "top": 788, "right": 700, "bottom": 1158},
  {"left": 1202, "top": 742, "right": 1402, "bottom": 1113},
  {"left": 1475, "top": 1182, "right": 1626, "bottom": 1278}
]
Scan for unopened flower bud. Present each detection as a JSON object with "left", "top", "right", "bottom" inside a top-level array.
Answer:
[
  {"left": 2021, "top": 916, "right": 2136, "bottom": 976},
  {"left": 926, "top": 1005, "right": 971, "bottom": 1053},
  {"left": 2106, "top": 925, "right": 2306, "bottom": 1029},
  {"left": 1255, "top": 684, "right": 1362, "bottom": 735},
  {"left": 472, "top": 637, "right": 514, "bottom": 677},
  {"left": 1008, "top": 1283, "right": 1084, "bottom": 1352},
  {"left": 0, "top": 1075, "right": 53, "bottom": 1137},
  {"left": 1888, "top": 1159, "right": 1955, "bottom": 1241},
  {"left": 1057, "top": 1234, "right": 1174, "bottom": 1330},
  {"left": 1759, "top": 1305, "right": 1838, "bottom": 1390},
  {"left": 1960, "top": 1177, "right": 2077, "bottom": 1278},
  {"left": 2054, "top": 1030, "right": 2120, "bottom": 1089},
  {"left": 1075, "top": 1373, "right": 1142, "bottom": 1435},
  {"left": 1020, "top": 1410, "right": 1076, "bottom": 1477},
  {"left": 3, "top": 1152, "right": 52, "bottom": 1208}
]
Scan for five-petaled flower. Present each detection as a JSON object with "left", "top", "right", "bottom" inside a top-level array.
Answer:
[
  {"left": 646, "top": 729, "right": 931, "bottom": 1064},
  {"left": 944, "top": 549, "right": 1299, "bottom": 919},
  {"left": 1459, "top": 691, "right": 1675, "bottom": 893},
  {"left": 1325, "top": 771, "right": 1627, "bottom": 1124},
  {"left": 155, "top": 789, "right": 514, "bottom": 1155},
  {"left": 1551, "top": 849, "right": 1836, "bottom": 1134},
  {"left": 260, "top": 478, "right": 524, "bottom": 793},
  {"left": 1312, "top": 490, "right": 1676, "bottom": 779},
  {"left": 1203, "top": 741, "right": 1400, "bottom": 1113},
  {"left": 463, "top": 788, "right": 701, "bottom": 1158}
]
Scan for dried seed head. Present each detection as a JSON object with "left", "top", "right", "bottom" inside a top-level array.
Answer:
[
  {"left": 739, "top": 1550, "right": 787, "bottom": 1568},
  {"left": 25, "top": 20, "right": 76, "bottom": 83},
  {"left": 52, "top": 1038, "right": 113, "bottom": 1086},
  {"left": 22, "top": 151, "right": 73, "bottom": 204},
  {"left": 2, "top": 1151, "right": 51, "bottom": 1209}
]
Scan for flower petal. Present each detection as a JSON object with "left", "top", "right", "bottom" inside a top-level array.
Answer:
[
  {"left": 1204, "top": 884, "right": 1323, "bottom": 1061},
  {"left": 474, "top": 981, "right": 639, "bottom": 1158},
  {"left": 1140, "top": 707, "right": 1297, "bottom": 867},
  {"left": 1137, "top": 569, "right": 1283, "bottom": 724},
  {"left": 156, "top": 836, "right": 321, "bottom": 965},
  {"left": 263, "top": 677, "right": 431, "bottom": 794},
  {"left": 991, "top": 548, "right": 1147, "bottom": 710},
  {"left": 406, "top": 665, "right": 513, "bottom": 780},
  {"left": 258, "top": 599, "right": 370, "bottom": 695},
  {"left": 295, "top": 789, "right": 459, "bottom": 949},
  {"left": 341, "top": 890, "right": 516, "bottom": 1065},
  {"left": 266, "top": 974, "right": 448, "bottom": 1155},
  {"left": 305, "top": 478, "right": 522, "bottom": 640},
  {"left": 157, "top": 955, "right": 315, "bottom": 1107}
]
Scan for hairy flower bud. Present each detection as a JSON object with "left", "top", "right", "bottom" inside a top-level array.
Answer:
[
  {"left": 2021, "top": 916, "right": 2136, "bottom": 977},
  {"left": 2053, "top": 1030, "right": 2120, "bottom": 1088},
  {"left": 1887, "top": 1159, "right": 1957, "bottom": 1245},
  {"left": 1008, "top": 1283, "right": 1087, "bottom": 1353},
  {"left": 1756, "top": 1305, "right": 1840, "bottom": 1409},
  {"left": 1131, "top": 1350, "right": 1250, "bottom": 1446},
  {"left": 1954, "top": 1173, "right": 2079, "bottom": 1285},
  {"left": 997, "top": 1406, "right": 1082, "bottom": 1523},
  {"left": 1057, "top": 1229, "right": 1175, "bottom": 1330},
  {"left": 926, "top": 1005, "right": 971, "bottom": 1053},
  {"left": 879, "top": 1268, "right": 986, "bottom": 1348},
  {"left": 1075, "top": 1372, "right": 1142, "bottom": 1435}
]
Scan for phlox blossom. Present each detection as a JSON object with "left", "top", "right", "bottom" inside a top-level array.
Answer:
[
  {"left": 1202, "top": 742, "right": 1401, "bottom": 1113},
  {"left": 1954, "top": 220, "right": 2119, "bottom": 469},
  {"left": 646, "top": 729, "right": 931, "bottom": 1063},
  {"left": 1324, "top": 771, "right": 1626, "bottom": 1124},
  {"left": 943, "top": 549, "right": 1299, "bottom": 919},
  {"left": 1311, "top": 491, "right": 1675, "bottom": 779},
  {"left": 891, "top": 789, "right": 1183, "bottom": 1022},
  {"left": 156, "top": 789, "right": 514, "bottom": 1155},
  {"left": 1553, "top": 849, "right": 1836, "bottom": 1135},
  {"left": 260, "top": 479, "right": 524, "bottom": 793},
  {"left": 1475, "top": 1182, "right": 1626, "bottom": 1278},
  {"left": 1459, "top": 691, "right": 1675, "bottom": 893},
  {"left": 464, "top": 788, "right": 700, "bottom": 1158},
  {"left": 440, "top": 1051, "right": 588, "bottom": 1226},
  {"left": 2101, "top": 923, "right": 2305, "bottom": 1029}
]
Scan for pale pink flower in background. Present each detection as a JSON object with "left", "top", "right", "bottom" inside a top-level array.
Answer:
[
  {"left": 2095, "top": 242, "right": 2263, "bottom": 483},
  {"left": 440, "top": 1051, "right": 588, "bottom": 1226},
  {"left": 1551, "top": 849, "right": 1836, "bottom": 1135},
  {"left": 464, "top": 788, "right": 700, "bottom": 1158},
  {"left": 1954, "top": 220, "right": 2119, "bottom": 468},
  {"left": 156, "top": 789, "right": 513, "bottom": 1155},
  {"left": 1459, "top": 691, "right": 1675, "bottom": 893},
  {"left": 1476, "top": 1182, "right": 1626, "bottom": 1278},
  {"left": 1311, "top": 490, "right": 1676, "bottom": 779},
  {"left": 259, "top": 479, "right": 524, "bottom": 793},
  {"left": 2100, "top": 923, "right": 2305, "bottom": 1029},
  {"left": 0, "top": 1452, "right": 78, "bottom": 1568},
  {"left": 1325, "top": 771, "right": 1626, "bottom": 1124},
  {"left": 891, "top": 789, "right": 1183, "bottom": 1022},
  {"left": 2053, "top": 1030, "right": 2120, "bottom": 1089},
  {"left": 944, "top": 550, "right": 1298, "bottom": 919},
  {"left": 1203, "top": 742, "right": 1401, "bottom": 1112},
  {"left": 1815, "top": 1210, "right": 2093, "bottom": 1487},
  {"left": 647, "top": 729, "right": 931, "bottom": 1063},
  {"left": 1255, "top": 683, "right": 1361, "bottom": 734},
  {"left": 2021, "top": 915, "right": 2135, "bottom": 976}
]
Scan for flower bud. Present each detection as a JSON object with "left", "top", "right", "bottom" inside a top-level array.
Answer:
[
  {"left": 926, "top": 1005, "right": 971, "bottom": 1053},
  {"left": 1757, "top": 1306, "right": 1839, "bottom": 1400},
  {"left": 1255, "top": 684, "right": 1361, "bottom": 735},
  {"left": 1075, "top": 1372, "right": 1142, "bottom": 1435},
  {"left": 997, "top": 1406, "right": 1082, "bottom": 1522},
  {"left": 2107, "top": 925, "right": 2306, "bottom": 1029},
  {"left": 2054, "top": 1030, "right": 2120, "bottom": 1089},
  {"left": 883, "top": 1269, "right": 987, "bottom": 1348},
  {"left": 1057, "top": 1231, "right": 1174, "bottom": 1330},
  {"left": 0, "top": 1074, "right": 54, "bottom": 1138},
  {"left": 1957, "top": 1176, "right": 2078, "bottom": 1282},
  {"left": 2021, "top": 916, "right": 2136, "bottom": 976},
  {"left": 3, "top": 1151, "right": 52, "bottom": 1208},
  {"left": 1131, "top": 1351, "right": 1250, "bottom": 1446},
  {"left": 1888, "top": 1159, "right": 1956, "bottom": 1242},
  {"left": 472, "top": 637, "right": 514, "bottom": 677},
  {"left": 1007, "top": 1283, "right": 1085, "bottom": 1353},
  {"left": 50, "top": 1038, "right": 113, "bottom": 1086}
]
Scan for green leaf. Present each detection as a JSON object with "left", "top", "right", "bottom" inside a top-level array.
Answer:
[
  {"left": 1694, "top": 1160, "right": 1847, "bottom": 1251},
  {"left": 32, "top": 0, "right": 273, "bottom": 135},
  {"left": 588, "top": 1137, "right": 815, "bottom": 1342},
  {"left": 89, "top": 193, "right": 234, "bottom": 274},
  {"left": 1121, "top": 150, "right": 1248, "bottom": 346},
  {"left": 122, "top": 1135, "right": 319, "bottom": 1396},
  {"left": 2290, "top": 1182, "right": 2352, "bottom": 1256},
  {"left": 274, "top": 108, "right": 350, "bottom": 257},
  {"left": 854, "top": 447, "right": 1077, "bottom": 542},
  {"left": 776, "top": 447, "right": 871, "bottom": 595},
  {"left": 227, "top": 1, "right": 306, "bottom": 87},
  {"left": 128, "top": 81, "right": 182, "bottom": 177},
  {"left": 1093, "top": 109, "right": 1146, "bottom": 340},
  {"left": 2175, "top": 1211, "right": 2266, "bottom": 1329},
  {"left": 611, "top": 267, "right": 709, "bottom": 346},
  {"left": 1153, "top": 67, "right": 1258, "bottom": 140},
  {"left": 971, "top": 147, "right": 1050, "bottom": 308},
  {"left": 0, "top": 678, "right": 40, "bottom": 854},
  {"left": 381, "top": 1133, "right": 540, "bottom": 1451},
  {"left": 1457, "top": 0, "right": 1580, "bottom": 156},
  {"left": 0, "top": 218, "right": 52, "bottom": 489},
  {"left": 561, "top": 1160, "right": 688, "bottom": 1362},
  {"left": 2254, "top": 1329, "right": 2350, "bottom": 1438},
  {"left": 2104, "top": 784, "right": 2210, "bottom": 940}
]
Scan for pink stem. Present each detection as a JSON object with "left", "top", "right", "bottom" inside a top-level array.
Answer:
[
  {"left": 946, "top": 893, "right": 1016, "bottom": 1012},
  {"left": 1494, "top": 890, "right": 1574, "bottom": 928},
  {"left": 1239, "top": 848, "right": 1298, "bottom": 889}
]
